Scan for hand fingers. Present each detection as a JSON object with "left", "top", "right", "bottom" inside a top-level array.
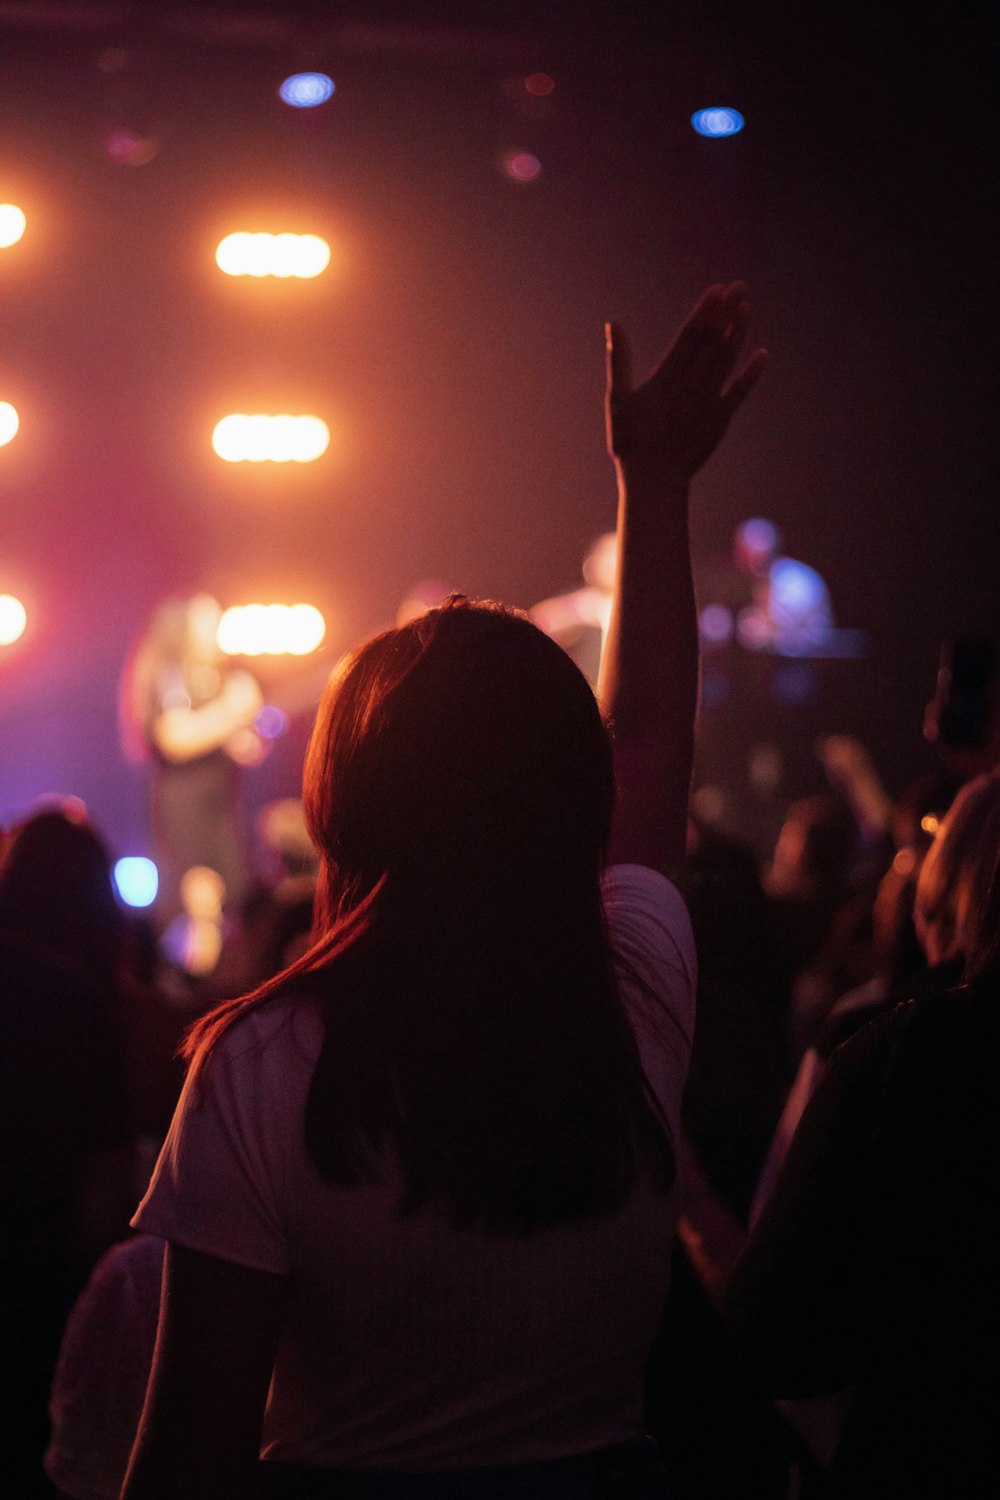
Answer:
[
  {"left": 605, "top": 321, "right": 633, "bottom": 396},
  {"left": 702, "top": 296, "right": 751, "bottom": 390},
  {"left": 720, "top": 346, "right": 769, "bottom": 419},
  {"left": 678, "top": 287, "right": 750, "bottom": 392},
  {"left": 650, "top": 283, "right": 727, "bottom": 385}
]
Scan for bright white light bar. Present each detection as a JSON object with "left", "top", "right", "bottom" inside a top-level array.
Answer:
[
  {"left": 217, "top": 603, "right": 326, "bottom": 656},
  {"left": 0, "top": 204, "right": 26, "bottom": 248},
  {"left": 0, "top": 401, "right": 19, "bottom": 446},
  {"left": 0, "top": 594, "right": 27, "bottom": 645},
  {"left": 212, "top": 414, "right": 330, "bottom": 462},
  {"left": 216, "top": 232, "right": 331, "bottom": 279}
]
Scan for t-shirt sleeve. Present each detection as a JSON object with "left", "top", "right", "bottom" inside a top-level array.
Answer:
[
  {"left": 602, "top": 863, "right": 697, "bottom": 1136},
  {"left": 131, "top": 1005, "right": 308, "bottom": 1275}
]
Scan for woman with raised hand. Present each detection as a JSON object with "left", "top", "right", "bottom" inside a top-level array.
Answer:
[{"left": 121, "top": 284, "right": 765, "bottom": 1500}]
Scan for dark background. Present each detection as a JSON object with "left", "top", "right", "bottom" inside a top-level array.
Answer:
[{"left": 0, "top": 1, "right": 995, "bottom": 866}]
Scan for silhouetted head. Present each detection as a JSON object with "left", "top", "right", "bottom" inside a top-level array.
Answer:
[
  {"left": 304, "top": 597, "right": 614, "bottom": 931},
  {"left": 915, "top": 768, "right": 1000, "bottom": 979},
  {"left": 0, "top": 806, "right": 123, "bottom": 982},
  {"left": 734, "top": 517, "right": 782, "bottom": 576},
  {"left": 187, "top": 598, "right": 671, "bottom": 1231}
]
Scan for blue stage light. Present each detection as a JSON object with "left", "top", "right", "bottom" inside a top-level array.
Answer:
[
  {"left": 280, "top": 73, "right": 335, "bottom": 109},
  {"left": 691, "top": 108, "right": 745, "bottom": 138},
  {"left": 114, "top": 856, "right": 159, "bottom": 908}
]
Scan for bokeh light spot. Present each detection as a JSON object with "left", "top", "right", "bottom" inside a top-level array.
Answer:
[
  {"left": 255, "top": 705, "right": 290, "bottom": 740},
  {"left": 738, "top": 516, "right": 780, "bottom": 555},
  {"left": 0, "top": 401, "right": 20, "bottom": 446},
  {"left": 216, "top": 231, "right": 330, "bottom": 278},
  {"left": 524, "top": 73, "right": 555, "bottom": 96},
  {"left": 286, "top": 603, "right": 326, "bottom": 654},
  {"left": 212, "top": 413, "right": 330, "bottom": 462},
  {"left": 114, "top": 856, "right": 159, "bottom": 907},
  {"left": 218, "top": 603, "right": 327, "bottom": 655},
  {"left": 699, "top": 604, "right": 734, "bottom": 645},
  {"left": 279, "top": 73, "right": 335, "bottom": 108},
  {"left": 502, "top": 151, "right": 542, "bottom": 182},
  {"left": 0, "top": 204, "right": 26, "bottom": 247},
  {"left": 0, "top": 594, "right": 27, "bottom": 645},
  {"left": 691, "top": 107, "right": 745, "bottom": 138},
  {"left": 104, "top": 130, "right": 158, "bottom": 166}
]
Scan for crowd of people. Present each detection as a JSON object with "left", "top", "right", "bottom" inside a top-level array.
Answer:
[{"left": 2, "top": 284, "right": 995, "bottom": 1499}]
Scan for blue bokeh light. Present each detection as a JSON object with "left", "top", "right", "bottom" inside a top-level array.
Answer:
[
  {"left": 114, "top": 856, "right": 159, "bottom": 908},
  {"left": 691, "top": 107, "right": 745, "bottom": 138},
  {"left": 279, "top": 73, "right": 335, "bottom": 109}
]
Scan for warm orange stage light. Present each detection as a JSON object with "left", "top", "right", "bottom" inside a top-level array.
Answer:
[
  {"left": 217, "top": 603, "right": 326, "bottom": 656},
  {"left": 0, "top": 594, "right": 27, "bottom": 645},
  {"left": 0, "top": 401, "right": 19, "bottom": 446},
  {"left": 212, "top": 414, "right": 330, "bottom": 462},
  {"left": 215, "top": 232, "right": 331, "bottom": 278},
  {"left": 0, "top": 204, "right": 26, "bottom": 248}
]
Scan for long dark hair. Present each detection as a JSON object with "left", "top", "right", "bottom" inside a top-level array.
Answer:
[{"left": 186, "top": 599, "right": 674, "bottom": 1231}]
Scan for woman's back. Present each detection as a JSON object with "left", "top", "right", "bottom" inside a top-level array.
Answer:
[
  {"left": 136, "top": 865, "right": 695, "bottom": 1468},
  {"left": 122, "top": 283, "right": 765, "bottom": 1498}
]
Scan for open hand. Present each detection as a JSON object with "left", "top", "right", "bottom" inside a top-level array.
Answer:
[{"left": 606, "top": 282, "right": 767, "bottom": 480}]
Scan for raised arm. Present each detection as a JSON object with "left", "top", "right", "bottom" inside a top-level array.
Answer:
[{"left": 598, "top": 282, "right": 766, "bottom": 878}]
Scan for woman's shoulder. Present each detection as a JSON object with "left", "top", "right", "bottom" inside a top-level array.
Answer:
[
  {"left": 602, "top": 864, "right": 696, "bottom": 974},
  {"left": 204, "top": 989, "right": 325, "bottom": 1085},
  {"left": 602, "top": 861, "right": 692, "bottom": 931},
  {"left": 602, "top": 863, "right": 697, "bottom": 1064}
]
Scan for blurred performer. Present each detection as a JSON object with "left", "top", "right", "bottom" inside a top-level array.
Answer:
[
  {"left": 531, "top": 531, "right": 617, "bottom": 688},
  {"left": 699, "top": 518, "right": 865, "bottom": 659},
  {"left": 121, "top": 594, "right": 263, "bottom": 919}
]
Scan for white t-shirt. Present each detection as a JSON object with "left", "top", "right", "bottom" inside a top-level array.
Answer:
[{"left": 133, "top": 864, "right": 695, "bottom": 1470}]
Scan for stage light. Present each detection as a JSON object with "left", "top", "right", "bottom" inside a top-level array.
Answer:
[
  {"left": 691, "top": 107, "right": 745, "bottom": 138},
  {"left": 0, "top": 204, "right": 26, "bottom": 247},
  {"left": 502, "top": 151, "right": 542, "bottom": 182},
  {"left": 739, "top": 517, "right": 779, "bottom": 554},
  {"left": 212, "top": 413, "right": 330, "bottom": 462},
  {"left": 280, "top": 72, "right": 335, "bottom": 108},
  {"left": 104, "top": 130, "right": 158, "bottom": 166},
  {"left": 218, "top": 603, "right": 327, "bottom": 656},
  {"left": 0, "top": 594, "right": 27, "bottom": 645},
  {"left": 216, "top": 231, "right": 330, "bottom": 279},
  {"left": 114, "top": 856, "right": 159, "bottom": 908},
  {"left": 0, "top": 401, "right": 19, "bottom": 446},
  {"left": 699, "top": 604, "right": 734, "bottom": 645},
  {"left": 255, "top": 705, "right": 289, "bottom": 739},
  {"left": 286, "top": 603, "right": 326, "bottom": 654}
]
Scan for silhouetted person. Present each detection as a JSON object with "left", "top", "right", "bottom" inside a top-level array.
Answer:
[
  {"left": 727, "top": 768, "right": 1000, "bottom": 1496},
  {"left": 0, "top": 807, "right": 131, "bottom": 1496},
  {"left": 121, "top": 283, "right": 766, "bottom": 1499}
]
